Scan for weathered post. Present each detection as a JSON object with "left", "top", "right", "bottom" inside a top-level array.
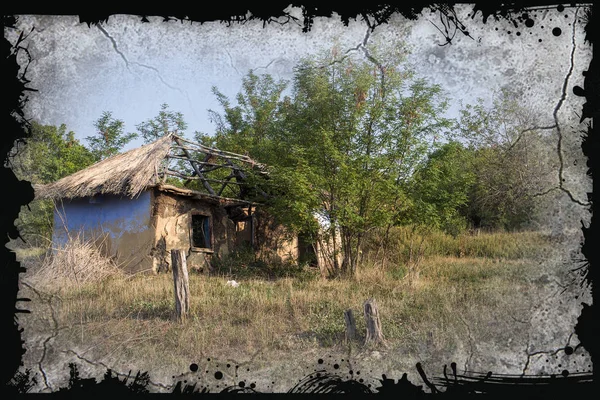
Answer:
[
  {"left": 364, "top": 298, "right": 385, "bottom": 346},
  {"left": 344, "top": 309, "right": 357, "bottom": 342},
  {"left": 171, "top": 249, "right": 190, "bottom": 321}
]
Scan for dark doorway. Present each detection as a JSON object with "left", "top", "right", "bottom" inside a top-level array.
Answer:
[{"left": 298, "top": 232, "right": 318, "bottom": 267}]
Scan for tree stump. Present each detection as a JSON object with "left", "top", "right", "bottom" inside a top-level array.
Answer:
[
  {"left": 364, "top": 298, "right": 386, "bottom": 346},
  {"left": 171, "top": 249, "right": 190, "bottom": 321},
  {"left": 344, "top": 309, "right": 357, "bottom": 342}
]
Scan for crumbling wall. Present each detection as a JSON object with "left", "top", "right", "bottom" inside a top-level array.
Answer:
[
  {"left": 151, "top": 190, "right": 236, "bottom": 273},
  {"left": 253, "top": 208, "right": 299, "bottom": 264}
]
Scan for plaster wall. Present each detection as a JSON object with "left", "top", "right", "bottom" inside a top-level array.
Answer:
[{"left": 52, "top": 191, "right": 155, "bottom": 273}]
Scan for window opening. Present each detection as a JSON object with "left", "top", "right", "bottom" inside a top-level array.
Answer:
[{"left": 191, "top": 214, "right": 211, "bottom": 249}]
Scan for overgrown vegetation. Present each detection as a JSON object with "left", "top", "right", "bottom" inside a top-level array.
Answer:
[
  {"left": 8, "top": 41, "right": 556, "bottom": 276},
  {"left": 210, "top": 244, "right": 319, "bottom": 282},
  {"left": 18, "top": 228, "right": 551, "bottom": 373},
  {"left": 9, "top": 122, "right": 96, "bottom": 243},
  {"left": 199, "top": 47, "right": 556, "bottom": 278},
  {"left": 27, "top": 231, "right": 123, "bottom": 288}
]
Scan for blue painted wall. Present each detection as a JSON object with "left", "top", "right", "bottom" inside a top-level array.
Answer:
[{"left": 53, "top": 190, "right": 152, "bottom": 246}]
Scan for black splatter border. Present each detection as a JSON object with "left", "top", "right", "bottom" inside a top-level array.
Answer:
[{"left": 1, "top": 0, "right": 597, "bottom": 396}]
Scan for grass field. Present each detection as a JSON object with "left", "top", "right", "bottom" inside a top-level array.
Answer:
[{"left": 14, "top": 228, "right": 563, "bottom": 391}]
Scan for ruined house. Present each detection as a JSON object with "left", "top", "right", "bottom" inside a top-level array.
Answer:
[{"left": 34, "top": 133, "right": 321, "bottom": 274}]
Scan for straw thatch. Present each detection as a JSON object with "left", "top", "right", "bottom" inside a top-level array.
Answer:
[{"left": 34, "top": 134, "right": 174, "bottom": 201}]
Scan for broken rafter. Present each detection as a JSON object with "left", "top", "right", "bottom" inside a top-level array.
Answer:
[
  {"left": 155, "top": 183, "right": 260, "bottom": 207},
  {"left": 165, "top": 154, "right": 240, "bottom": 169},
  {"left": 225, "top": 158, "right": 270, "bottom": 200},
  {"left": 166, "top": 134, "right": 271, "bottom": 202},
  {"left": 172, "top": 134, "right": 258, "bottom": 163},
  {"left": 218, "top": 174, "right": 236, "bottom": 197},
  {"left": 164, "top": 170, "right": 248, "bottom": 186},
  {"left": 172, "top": 137, "right": 217, "bottom": 195},
  {"left": 171, "top": 145, "right": 255, "bottom": 165}
]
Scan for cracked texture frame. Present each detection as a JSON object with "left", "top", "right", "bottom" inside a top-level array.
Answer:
[{"left": 2, "top": 1, "right": 597, "bottom": 395}]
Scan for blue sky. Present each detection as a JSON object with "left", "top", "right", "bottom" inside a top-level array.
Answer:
[{"left": 6, "top": 5, "right": 591, "bottom": 151}]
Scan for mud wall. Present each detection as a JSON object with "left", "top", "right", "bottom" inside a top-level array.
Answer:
[
  {"left": 52, "top": 191, "right": 155, "bottom": 274},
  {"left": 253, "top": 208, "right": 299, "bottom": 264},
  {"left": 151, "top": 190, "right": 236, "bottom": 272}
]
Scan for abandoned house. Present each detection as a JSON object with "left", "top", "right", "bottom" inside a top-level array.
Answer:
[{"left": 34, "top": 133, "right": 324, "bottom": 274}]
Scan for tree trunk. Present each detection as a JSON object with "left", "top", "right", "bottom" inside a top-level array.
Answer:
[
  {"left": 330, "top": 224, "right": 340, "bottom": 277},
  {"left": 364, "top": 298, "right": 385, "bottom": 346},
  {"left": 344, "top": 309, "right": 357, "bottom": 342},
  {"left": 378, "top": 224, "right": 392, "bottom": 270},
  {"left": 340, "top": 229, "right": 358, "bottom": 279},
  {"left": 171, "top": 249, "right": 190, "bottom": 321}
]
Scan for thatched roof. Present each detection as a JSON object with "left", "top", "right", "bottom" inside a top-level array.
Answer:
[
  {"left": 35, "top": 134, "right": 174, "bottom": 200},
  {"left": 33, "top": 133, "right": 266, "bottom": 203}
]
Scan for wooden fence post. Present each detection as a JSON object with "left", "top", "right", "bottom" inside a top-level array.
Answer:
[
  {"left": 171, "top": 249, "right": 190, "bottom": 321},
  {"left": 364, "top": 298, "right": 386, "bottom": 346},
  {"left": 344, "top": 309, "right": 357, "bottom": 342}
]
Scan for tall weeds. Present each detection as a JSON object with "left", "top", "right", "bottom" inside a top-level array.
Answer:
[{"left": 27, "top": 231, "right": 122, "bottom": 291}]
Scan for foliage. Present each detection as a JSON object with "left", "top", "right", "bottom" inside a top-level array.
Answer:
[
  {"left": 19, "top": 229, "right": 550, "bottom": 368},
  {"left": 136, "top": 103, "right": 187, "bottom": 143},
  {"left": 210, "top": 243, "right": 318, "bottom": 282},
  {"left": 407, "top": 141, "right": 476, "bottom": 237},
  {"left": 86, "top": 111, "right": 138, "bottom": 161},
  {"left": 362, "top": 225, "right": 547, "bottom": 262},
  {"left": 456, "top": 89, "right": 554, "bottom": 230},
  {"left": 10, "top": 122, "right": 95, "bottom": 184},
  {"left": 205, "top": 45, "right": 453, "bottom": 277}
]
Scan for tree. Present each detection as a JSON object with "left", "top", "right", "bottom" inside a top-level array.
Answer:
[
  {"left": 456, "top": 89, "right": 555, "bottom": 230},
  {"left": 407, "top": 141, "right": 476, "bottom": 237},
  {"left": 136, "top": 103, "right": 187, "bottom": 143},
  {"left": 206, "top": 45, "right": 453, "bottom": 278},
  {"left": 86, "top": 111, "right": 138, "bottom": 161},
  {"left": 8, "top": 121, "right": 96, "bottom": 243},
  {"left": 193, "top": 71, "right": 290, "bottom": 199}
]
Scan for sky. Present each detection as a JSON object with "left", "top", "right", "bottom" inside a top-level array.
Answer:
[{"left": 5, "top": 4, "right": 592, "bottom": 154}]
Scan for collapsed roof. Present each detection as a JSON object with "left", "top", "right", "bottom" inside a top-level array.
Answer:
[{"left": 34, "top": 133, "right": 268, "bottom": 206}]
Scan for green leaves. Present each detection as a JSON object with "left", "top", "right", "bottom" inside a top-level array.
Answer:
[
  {"left": 207, "top": 44, "right": 452, "bottom": 275},
  {"left": 86, "top": 111, "right": 138, "bottom": 161},
  {"left": 456, "top": 89, "right": 552, "bottom": 231},
  {"left": 136, "top": 103, "right": 187, "bottom": 144},
  {"left": 10, "top": 122, "right": 96, "bottom": 242},
  {"left": 14, "top": 122, "right": 96, "bottom": 185},
  {"left": 408, "top": 142, "right": 476, "bottom": 236}
]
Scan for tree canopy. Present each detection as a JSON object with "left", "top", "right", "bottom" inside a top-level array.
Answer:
[
  {"left": 86, "top": 111, "right": 138, "bottom": 161},
  {"left": 202, "top": 46, "right": 453, "bottom": 277},
  {"left": 137, "top": 103, "right": 187, "bottom": 144},
  {"left": 9, "top": 122, "right": 96, "bottom": 242}
]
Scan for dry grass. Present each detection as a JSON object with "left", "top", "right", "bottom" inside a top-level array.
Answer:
[
  {"left": 34, "top": 134, "right": 172, "bottom": 201},
  {"left": 25, "top": 231, "right": 123, "bottom": 289},
  {"left": 17, "top": 229, "right": 552, "bottom": 375}
]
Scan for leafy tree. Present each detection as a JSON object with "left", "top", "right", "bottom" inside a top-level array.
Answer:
[
  {"left": 204, "top": 71, "right": 288, "bottom": 158},
  {"left": 407, "top": 141, "right": 476, "bottom": 237},
  {"left": 11, "top": 122, "right": 95, "bottom": 184},
  {"left": 206, "top": 45, "right": 453, "bottom": 277},
  {"left": 456, "top": 89, "right": 555, "bottom": 230},
  {"left": 86, "top": 111, "right": 138, "bottom": 161},
  {"left": 193, "top": 71, "right": 289, "bottom": 199},
  {"left": 136, "top": 103, "right": 187, "bottom": 143},
  {"left": 8, "top": 121, "right": 95, "bottom": 243}
]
